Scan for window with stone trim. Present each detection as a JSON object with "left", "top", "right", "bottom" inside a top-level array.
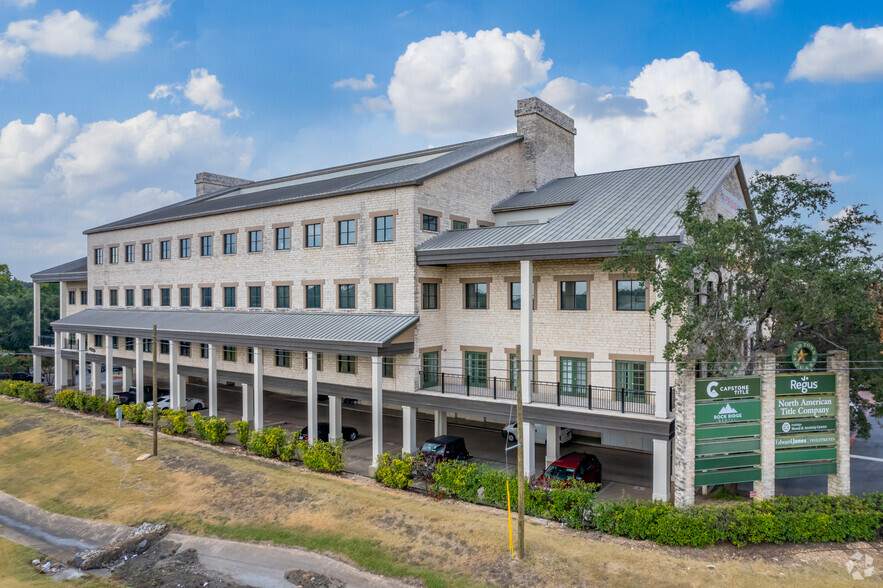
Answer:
[
  {"left": 374, "top": 283, "right": 394, "bottom": 310},
  {"left": 374, "top": 215, "right": 394, "bottom": 242},
  {"left": 160, "top": 240, "right": 171, "bottom": 259},
  {"left": 276, "top": 285, "right": 290, "bottom": 308},
  {"left": 249, "top": 286, "right": 262, "bottom": 308},
  {"left": 201, "top": 235, "right": 212, "bottom": 256},
  {"left": 68, "top": 290, "right": 75, "bottom": 305},
  {"left": 109, "top": 289, "right": 118, "bottom": 306},
  {"left": 180, "top": 287, "right": 191, "bottom": 307},
  {"left": 94, "top": 289, "right": 103, "bottom": 306},
  {"left": 337, "top": 219, "right": 355, "bottom": 245},
  {"left": 94, "top": 248, "right": 103, "bottom": 265},
  {"left": 338, "top": 283, "right": 355, "bottom": 309},
  {"left": 275, "top": 349, "right": 291, "bottom": 367},
  {"left": 305, "top": 223, "right": 322, "bottom": 248},
  {"left": 125, "top": 288, "right": 134, "bottom": 307},
  {"left": 465, "top": 283, "right": 488, "bottom": 309},
  {"left": 422, "top": 283, "right": 438, "bottom": 310},
  {"left": 160, "top": 288, "right": 171, "bottom": 307},
  {"left": 142, "top": 288, "right": 152, "bottom": 307},
  {"left": 303, "top": 352, "right": 323, "bottom": 371},
  {"left": 224, "top": 287, "right": 236, "bottom": 308},
  {"left": 179, "top": 238, "right": 191, "bottom": 258},
  {"left": 337, "top": 355, "right": 356, "bottom": 374},
  {"left": 382, "top": 356, "right": 394, "bottom": 378},
  {"left": 223, "top": 346, "right": 237, "bottom": 362},
  {"left": 180, "top": 342, "right": 191, "bottom": 357},
  {"left": 80, "top": 290, "right": 87, "bottom": 305},
  {"left": 275, "top": 226, "right": 290, "bottom": 250},
  {"left": 142, "top": 243, "right": 151, "bottom": 261},
  {"left": 248, "top": 230, "right": 262, "bottom": 253},
  {"left": 616, "top": 280, "right": 646, "bottom": 311},
  {"left": 422, "top": 214, "right": 438, "bottom": 232},
  {"left": 560, "top": 281, "right": 587, "bottom": 310},
  {"left": 223, "top": 233, "right": 236, "bottom": 255},
  {"left": 305, "top": 284, "right": 321, "bottom": 309},
  {"left": 125, "top": 245, "right": 135, "bottom": 263},
  {"left": 109, "top": 246, "right": 119, "bottom": 264},
  {"left": 201, "top": 287, "right": 212, "bottom": 308}
]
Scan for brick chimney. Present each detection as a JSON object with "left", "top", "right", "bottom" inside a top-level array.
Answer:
[
  {"left": 515, "top": 97, "right": 576, "bottom": 192},
  {"left": 194, "top": 172, "right": 252, "bottom": 197}
]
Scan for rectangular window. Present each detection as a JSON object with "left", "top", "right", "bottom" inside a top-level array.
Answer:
[
  {"left": 160, "top": 240, "right": 171, "bottom": 260},
  {"left": 223, "top": 346, "right": 236, "bottom": 362},
  {"left": 180, "top": 342, "right": 190, "bottom": 357},
  {"left": 616, "top": 280, "right": 646, "bottom": 311},
  {"left": 452, "top": 220, "right": 468, "bottom": 230},
  {"left": 422, "top": 283, "right": 438, "bottom": 310},
  {"left": 125, "top": 337, "right": 134, "bottom": 351},
  {"left": 303, "top": 352, "right": 323, "bottom": 371},
  {"left": 374, "top": 282, "right": 394, "bottom": 310},
  {"left": 560, "top": 281, "right": 587, "bottom": 310},
  {"left": 125, "top": 288, "right": 134, "bottom": 307},
  {"left": 142, "top": 339, "right": 152, "bottom": 353},
  {"left": 94, "top": 289, "right": 103, "bottom": 306},
  {"left": 338, "top": 283, "right": 356, "bottom": 309},
  {"left": 68, "top": 290, "right": 76, "bottom": 305},
  {"left": 249, "top": 286, "right": 262, "bottom": 308},
  {"left": 142, "top": 242, "right": 151, "bottom": 262},
  {"left": 112, "top": 336, "right": 118, "bottom": 350},
  {"left": 160, "top": 340, "right": 170, "bottom": 355},
  {"left": 179, "top": 238, "right": 191, "bottom": 258},
  {"left": 109, "top": 289, "right": 118, "bottom": 306},
  {"left": 201, "top": 235, "right": 212, "bottom": 256},
  {"left": 374, "top": 215, "right": 394, "bottom": 242},
  {"left": 142, "top": 288, "right": 152, "bottom": 307},
  {"left": 109, "top": 246, "right": 119, "bottom": 264},
  {"left": 464, "top": 351, "right": 488, "bottom": 387},
  {"left": 94, "top": 248, "right": 103, "bottom": 265},
  {"left": 223, "top": 233, "right": 236, "bottom": 255},
  {"left": 125, "top": 244, "right": 135, "bottom": 263},
  {"left": 507, "top": 353, "right": 537, "bottom": 389},
  {"left": 248, "top": 230, "right": 262, "bottom": 253},
  {"left": 275, "top": 285, "right": 290, "bottom": 309},
  {"left": 422, "top": 351, "right": 439, "bottom": 388},
  {"left": 305, "top": 223, "right": 322, "bottom": 248},
  {"left": 200, "top": 343, "right": 208, "bottom": 359},
  {"left": 305, "top": 284, "right": 322, "bottom": 309},
  {"left": 275, "top": 349, "right": 291, "bottom": 367},
  {"left": 422, "top": 214, "right": 438, "bottom": 232},
  {"left": 201, "top": 287, "right": 212, "bottom": 308},
  {"left": 615, "top": 360, "right": 647, "bottom": 403},
  {"left": 94, "top": 334, "right": 103, "bottom": 347},
  {"left": 160, "top": 288, "right": 170, "bottom": 307},
  {"left": 80, "top": 290, "right": 87, "bottom": 305},
  {"left": 382, "top": 356, "right": 394, "bottom": 378},
  {"left": 337, "top": 219, "right": 355, "bottom": 245},
  {"left": 180, "top": 287, "right": 191, "bottom": 307},
  {"left": 510, "top": 282, "right": 521, "bottom": 310},
  {"left": 224, "top": 286, "right": 236, "bottom": 308},
  {"left": 559, "top": 357, "right": 588, "bottom": 397},
  {"left": 465, "top": 282, "right": 488, "bottom": 309},
  {"left": 247, "top": 347, "right": 254, "bottom": 364},
  {"left": 275, "top": 226, "right": 290, "bottom": 250},
  {"left": 337, "top": 355, "right": 356, "bottom": 374}
]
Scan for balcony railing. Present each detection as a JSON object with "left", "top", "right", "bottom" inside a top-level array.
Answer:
[
  {"left": 38, "top": 335, "right": 79, "bottom": 350},
  {"left": 418, "top": 372, "right": 656, "bottom": 416}
]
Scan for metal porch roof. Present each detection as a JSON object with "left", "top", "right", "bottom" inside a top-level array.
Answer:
[{"left": 31, "top": 257, "right": 88, "bottom": 283}]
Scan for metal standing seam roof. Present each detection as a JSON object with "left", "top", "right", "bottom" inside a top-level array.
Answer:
[
  {"left": 84, "top": 134, "right": 522, "bottom": 235},
  {"left": 30, "top": 257, "right": 88, "bottom": 283},
  {"left": 51, "top": 308, "right": 419, "bottom": 355}
]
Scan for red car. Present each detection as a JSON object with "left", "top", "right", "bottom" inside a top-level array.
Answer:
[{"left": 535, "top": 452, "right": 602, "bottom": 488}]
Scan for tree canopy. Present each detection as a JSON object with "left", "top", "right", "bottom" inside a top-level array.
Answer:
[{"left": 0, "top": 264, "right": 58, "bottom": 354}]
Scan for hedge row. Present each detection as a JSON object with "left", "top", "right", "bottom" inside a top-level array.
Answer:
[
  {"left": 233, "top": 421, "right": 346, "bottom": 473},
  {"left": 55, "top": 389, "right": 118, "bottom": 417},
  {"left": 0, "top": 380, "right": 47, "bottom": 402}
]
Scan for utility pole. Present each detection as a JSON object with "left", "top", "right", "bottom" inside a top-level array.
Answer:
[
  {"left": 152, "top": 324, "right": 158, "bottom": 457},
  {"left": 515, "top": 344, "right": 525, "bottom": 559}
]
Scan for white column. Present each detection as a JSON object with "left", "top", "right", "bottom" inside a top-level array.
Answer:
[
  {"left": 433, "top": 410, "right": 447, "bottom": 436},
  {"left": 328, "top": 396, "right": 342, "bottom": 442},
  {"left": 520, "top": 260, "right": 533, "bottom": 403},
  {"left": 652, "top": 438, "right": 672, "bottom": 501},
  {"left": 91, "top": 361, "right": 99, "bottom": 396},
  {"left": 652, "top": 304, "right": 670, "bottom": 418},
  {"left": 208, "top": 344, "right": 218, "bottom": 417},
  {"left": 402, "top": 406, "right": 418, "bottom": 455},
  {"left": 122, "top": 365, "right": 132, "bottom": 391},
  {"left": 241, "top": 382, "right": 253, "bottom": 423},
  {"left": 169, "top": 341, "right": 179, "bottom": 409},
  {"left": 253, "top": 348, "right": 264, "bottom": 430},
  {"left": 178, "top": 374, "right": 187, "bottom": 408},
  {"left": 545, "top": 425, "right": 560, "bottom": 468},
  {"left": 135, "top": 338, "right": 144, "bottom": 403},
  {"left": 77, "top": 334, "right": 87, "bottom": 392},
  {"left": 828, "top": 351, "right": 851, "bottom": 496},
  {"left": 104, "top": 342, "right": 113, "bottom": 400},
  {"left": 522, "top": 420, "right": 536, "bottom": 478},
  {"left": 371, "top": 356, "right": 383, "bottom": 468},
  {"left": 53, "top": 331, "right": 62, "bottom": 391},
  {"left": 32, "top": 283, "right": 41, "bottom": 384},
  {"left": 307, "top": 351, "right": 318, "bottom": 446}
]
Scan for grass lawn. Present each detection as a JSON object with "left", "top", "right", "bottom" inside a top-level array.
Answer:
[
  {"left": 0, "top": 536, "right": 113, "bottom": 587},
  {"left": 0, "top": 399, "right": 875, "bottom": 587}
]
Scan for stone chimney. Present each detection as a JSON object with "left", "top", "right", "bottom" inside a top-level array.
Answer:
[
  {"left": 194, "top": 172, "right": 252, "bottom": 197},
  {"left": 515, "top": 97, "right": 576, "bottom": 192}
]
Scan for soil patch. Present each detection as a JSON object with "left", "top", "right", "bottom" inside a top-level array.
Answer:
[{"left": 112, "top": 539, "right": 248, "bottom": 588}]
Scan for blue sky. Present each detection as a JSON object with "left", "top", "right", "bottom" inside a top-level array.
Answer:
[{"left": 1, "top": 0, "right": 881, "bottom": 278}]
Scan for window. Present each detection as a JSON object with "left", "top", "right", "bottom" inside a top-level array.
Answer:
[
  {"left": 464, "top": 351, "right": 488, "bottom": 387},
  {"left": 382, "top": 356, "right": 394, "bottom": 378},
  {"left": 559, "top": 357, "right": 588, "bottom": 397},
  {"left": 374, "top": 283, "right": 394, "bottom": 310},
  {"left": 180, "top": 238, "right": 191, "bottom": 258},
  {"left": 201, "top": 287, "right": 212, "bottom": 307},
  {"left": 180, "top": 287, "right": 191, "bottom": 307},
  {"left": 201, "top": 235, "right": 212, "bottom": 256},
  {"left": 508, "top": 353, "right": 537, "bottom": 389},
  {"left": 109, "top": 289, "right": 118, "bottom": 306},
  {"left": 305, "top": 223, "right": 322, "bottom": 248},
  {"left": 276, "top": 285, "right": 290, "bottom": 309},
  {"left": 200, "top": 343, "right": 208, "bottom": 359},
  {"left": 94, "top": 248, "right": 103, "bottom": 265},
  {"left": 305, "top": 284, "right": 322, "bottom": 309},
  {"left": 616, "top": 280, "right": 645, "bottom": 311},
  {"left": 125, "top": 288, "right": 134, "bottom": 307},
  {"left": 94, "top": 289, "right": 103, "bottom": 306},
  {"left": 275, "top": 349, "right": 291, "bottom": 367},
  {"left": 68, "top": 290, "right": 75, "bottom": 305},
  {"left": 110, "top": 336, "right": 117, "bottom": 350},
  {"left": 615, "top": 360, "right": 647, "bottom": 403},
  {"left": 422, "top": 351, "right": 440, "bottom": 388},
  {"left": 94, "top": 334, "right": 103, "bottom": 347},
  {"left": 465, "top": 283, "right": 488, "bottom": 309},
  {"left": 224, "top": 286, "right": 236, "bottom": 308},
  {"left": 247, "top": 347, "right": 254, "bottom": 363},
  {"left": 422, "top": 283, "right": 438, "bottom": 310},
  {"left": 248, "top": 230, "right": 262, "bottom": 253},
  {"left": 337, "top": 219, "right": 355, "bottom": 245},
  {"left": 160, "top": 340, "right": 170, "bottom": 355},
  {"left": 223, "top": 346, "right": 237, "bottom": 362},
  {"left": 160, "top": 240, "right": 171, "bottom": 259},
  {"left": 80, "top": 290, "right": 87, "bottom": 305},
  {"left": 180, "top": 342, "right": 190, "bottom": 357},
  {"left": 142, "top": 339, "right": 152, "bottom": 353},
  {"left": 338, "top": 355, "right": 356, "bottom": 374},
  {"left": 249, "top": 286, "right": 262, "bottom": 308},
  {"left": 275, "top": 227, "right": 290, "bottom": 250},
  {"left": 303, "top": 352, "right": 323, "bottom": 371},
  {"left": 109, "top": 246, "right": 119, "bottom": 264},
  {"left": 422, "top": 214, "right": 438, "bottom": 232},
  {"left": 338, "top": 283, "right": 356, "bottom": 309},
  {"left": 560, "top": 281, "right": 587, "bottom": 310},
  {"left": 374, "top": 215, "right": 394, "bottom": 242},
  {"left": 125, "top": 337, "right": 134, "bottom": 351},
  {"left": 142, "top": 288, "right": 152, "bottom": 307},
  {"left": 125, "top": 245, "right": 135, "bottom": 263},
  {"left": 452, "top": 219, "right": 468, "bottom": 230},
  {"left": 510, "top": 282, "right": 521, "bottom": 310},
  {"left": 160, "top": 288, "right": 170, "bottom": 307},
  {"left": 142, "top": 242, "right": 152, "bottom": 262},
  {"left": 223, "top": 233, "right": 236, "bottom": 254}
]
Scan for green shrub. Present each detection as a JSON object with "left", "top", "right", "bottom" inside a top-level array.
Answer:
[
  {"left": 102, "top": 399, "right": 119, "bottom": 419},
  {"left": 192, "top": 413, "right": 230, "bottom": 444},
  {"left": 233, "top": 420, "right": 251, "bottom": 446},
  {"left": 54, "top": 389, "right": 78, "bottom": 409},
  {"left": 247, "top": 426, "right": 287, "bottom": 459},
  {"left": 122, "top": 403, "right": 149, "bottom": 424},
  {"left": 53, "top": 390, "right": 118, "bottom": 417},
  {"left": 0, "top": 380, "right": 47, "bottom": 402},
  {"left": 301, "top": 440, "right": 345, "bottom": 473},
  {"left": 160, "top": 409, "right": 190, "bottom": 435},
  {"left": 374, "top": 453, "right": 416, "bottom": 489},
  {"left": 278, "top": 434, "right": 299, "bottom": 462}
]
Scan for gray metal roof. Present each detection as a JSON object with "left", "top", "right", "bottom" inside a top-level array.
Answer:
[
  {"left": 85, "top": 134, "right": 522, "bottom": 235},
  {"left": 418, "top": 156, "right": 743, "bottom": 264},
  {"left": 31, "top": 257, "right": 88, "bottom": 283},
  {"left": 52, "top": 308, "right": 418, "bottom": 356}
]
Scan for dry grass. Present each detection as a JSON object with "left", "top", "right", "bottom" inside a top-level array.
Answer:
[
  {"left": 0, "top": 399, "right": 879, "bottom": 587},
  {"left": 0, "top": 536, "right": 114, "bottom": 587}
]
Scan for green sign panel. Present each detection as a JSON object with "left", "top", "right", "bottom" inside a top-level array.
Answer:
[
  {"left": 775, "top": 395, "right": 836, "bottom": 418},
  {"left": 696, "top": 423, "right": 762, "bottom": 440},
  {"left": 695, "top": 376, "right": 761, "bottom": 402},
  {"left": 695, "top": 399, "right": 761, "bottom": 425},
  {"left": 696, "top": 437, "right": 761, "bottom": 456},
  {"left": 775, "top": 432, "right": 837, "bottom": 449},
  {"left": 775, "top": 418, "right": 836, "bottom": 435},
  {"left": 775, "top": 447, "right": 837, "bottom": 464},
  {"left": 776, "top": 461, "right": 836, "bottom": 479},
  {"left": 695, "top": 467, "right": 761, "bottom": 487},
  {"left": 696, "top": 453, "right": 761, "bottom": 471},
  {"left": 775, "top": 372, "right": 835, "bottom": 395}
]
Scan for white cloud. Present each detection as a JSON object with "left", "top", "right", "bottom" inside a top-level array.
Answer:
[
  {"left": 148, "top": 83, "right": 176, "bottom": 101},
  {"left": 729, "top": 0, "right": 776, "bottom": 13},
  {"left": 737, "top": 132, "right": 813, "bottom": 159},
  {"left": 356, "top": 95, "right": 393, "bottom": 113},
  {"left": 333, "top": 73, "right": 376, "bottom": 90},
  {"left": 828, "top": 170, "right": 853, "bottom": 183},
  {"left": 539, "top": 77, "right": 647, "bottom": 119},
  {"left": 4, "top": 0, "right": 169, "bottom": 60},
  {"left": 754, "top": 81, "right": 774, "bottom": 91},
  {"left": 1, "top": 0, "right": 37, "bottom": 7},
  {"left": 397, "top": 9, "right": 413, "bottom": 18},
  {"left": 0, "top": 113, "right": 77, "bottom": 184},
  {"left": 386, "top": 28, "right": 552, "bottom": 135},
  {"left": 789, "top": 24, "right": 883, "bottom": 82},
  {"left": 149, "top": 68, "right": 241, "bottom": 118},
  {"left": 767, "top": 154, "right": 826, "bottom": 179},
  {"left": 0, "top": 39, "right": 27, "bottom": 78}
]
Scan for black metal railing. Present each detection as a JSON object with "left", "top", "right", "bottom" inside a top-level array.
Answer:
[{"left": 40, "top": 335, "right": 54, "bottom": 347}]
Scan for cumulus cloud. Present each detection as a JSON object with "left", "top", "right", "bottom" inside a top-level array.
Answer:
[
  {"left": 150, "top": 68, "right": 241, "bottom": 118},
  {"left": 789, "top": 24, "right": 883, "bottom": 82},
  {"left": 0, "top": 39, "right": 27, "bottom": 78},
  {"left": 332, "top": 73, "right": 376, "bottom": 90},
  {"left": 539, "top": 77, "right": 647, "bottom": 119},
  {"left": 1, "top": 0, "right": 37, "bottom": 7},
  {"left": 729, "top": 0, "right": 776, "bottom": 13},
  {"left": 387, "top": 28, "right": 552, "bottom": 135},
  {"left": 737, "top": 132, "right": 813, "bottom": 159},
  {"left": 0, "top": 112, "right": 77, "bottom": 184},
  {"left": 355, "top": 95, "right": 393, "bottom": 113}
]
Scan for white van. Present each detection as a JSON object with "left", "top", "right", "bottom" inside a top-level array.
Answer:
[{"left": 501, "top": 423, "right": 572, "bottom": 445}]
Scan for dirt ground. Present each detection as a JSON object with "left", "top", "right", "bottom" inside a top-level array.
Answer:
[{"left": 0, "top": 397, "right": 880, "bottom": 587}]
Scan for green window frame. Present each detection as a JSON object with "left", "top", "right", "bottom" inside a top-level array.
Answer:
[
  {"left": 509, "top": 282, "right": 521, "bottom": 310},
  {"left": 109, "top": 246, "right": 118, "bottom": 264},
  {"left": 422, "top": 351, "right": 439, "bottom": 388},
  {"left": 305, "top": 284, "right": 322, "bottom": 309},
  {"left": 559, "top": 357, "right": 588, "bottom": 397},
  {"left": 615, "top": 360, "right": 648, "bottom": 403},
  {"left": 507, "top": 353, "right": 537, "bottom": 390},
  {"left": 338, "top": 355, "right": 356, "bottom": 374},
  {"left": 374, "top": 283, "right": 394, "bottom": 310},
  {"left": 560, "top": 281, "right": 587, "bottom": 310},
  {"left": 248, "top": 230, "right": 262, "bottom": 253},
  {"left": 452, "top": 219, "right": 468, "bottom": 230},
  {"left": 223, "top": 346, "right": 237, "bottom": 362},
  {"left": 276, "top": 285, "right": 290, "bottom": 308},
  {"left": 94, "top": 289, "right": 103, "bottom": 306},
  {"left": 616, "top": 280, "right": 646, "bottom": 311},
  {"left": 465, "top": 282, "right": 487, "bottom": 309},
  {"left": 464, "top": 351, "right": 488, "bottom": 388},
  {"left": 422, "top": 214, "right": 438, "bottom": 232}
]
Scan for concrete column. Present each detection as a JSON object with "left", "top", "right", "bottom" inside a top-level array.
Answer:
[
  {"left": 754, "top": 353, "right": 776, "bottom": 501},
  {"left": 522, "top": 420, "right": 536, "bottom": 478},
  {"left": 307, "top": 351, "right": 318, "bottom": 446},
  {"left": 32, "top": 282, "right": 41, "bottom": 384},
  {"left": 208, "top": 344, "right": 218, "bottom": 417},
  {"left": 328, "top": 396, "right": 342, "bottom": 442},
  {"left": 104, "top": 343, "right": 113, "bottom": 400},
  {"left": 652, "top": 305, "right": 670, "bottom": 419},
  {"left": 77, "top": 334, "right": 87, "bottom": 392},
  {"left": 253, "top": 348, "right": 264, "bottom": 430},
  {"left": 371, "top": 356, "right": 383, "bottom": 468},
  {"left": 241, "top": 382, "right": 253, "bottom": 424},
  {"left": 122, "top": 365, "right": 132, "bottom": 391},
  {"left": 403, "top": 406, "right": 418, "bottom": 455},
  {"left": 90, "top": 361, "right": 99, "bottom": 395},
  {"left": 168, "top": 341, "right": 179, "bottom": 409},
  {"left": 652, "top": 438, "right": 672, "bottom": 501},
  {"left": 520, "top": 260, "right": 533, "bottom": 404},
  {"left": 545, "top": 425, "right": 560, "bottom": 468},
  {"left": 178, "top": 375, "right": 187, "bottom": 408},
  {"left": 673, "top": 368, "right": 696, "bottom": 507},
  {"left": 828, "top": 351, "right": 851, "bottom": 496},
  {"left": 135, "top": 338, "right": 144, "bottom": 403},
  {"left": 53, "top": 331, "right": 62, "bottom": 391},
  {"left": 433, "top": 410, "right": 447, "bottom": 436}
]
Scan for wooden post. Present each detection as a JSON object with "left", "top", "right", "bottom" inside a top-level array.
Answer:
[
  {"left": 152, "top": 325, "right": 158, "bottom": 457},
  {"left": 516, "top": 344, "right": 525, "bottom": 559}
]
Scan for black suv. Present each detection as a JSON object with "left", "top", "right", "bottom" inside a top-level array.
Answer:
[
  {"left": 420, "top": 435, "right": 470, "bottom": 463},
  {"left": 114, "top": 386, "right": 166, "bottom": 405}
]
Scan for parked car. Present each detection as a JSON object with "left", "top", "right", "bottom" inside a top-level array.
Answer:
[
  {"left": 10, "top": 372, "right": 31, "bottom": 381},
  {"left": 501, "top": 423, "right": 572, "bottom": 445},
  {"left": 534, "top": 452, "right": 602, "bottom": 488},
  {"left": 145, "top": 395, "right": 206, "bottom": 411},
  {"left": 115, "top": 386, "right": 166, "bottom": 405},
  {"left": 297, "top": 422, "right": 358, "bottom": 442},
  {"left": 420, "top": 435, "right": 470, "bottom": 463}
]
